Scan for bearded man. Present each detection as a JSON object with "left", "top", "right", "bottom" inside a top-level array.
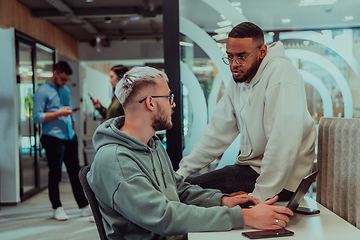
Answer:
[{"left": 177, "top": 22, "right": 316, "bottom": 203}]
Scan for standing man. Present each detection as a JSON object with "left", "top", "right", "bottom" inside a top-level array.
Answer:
[
  {"left": 33, "top": 61, "right": 92, "bottom": 221},
  {"left": 87, "top": 66, "right": 293, "bottom": 239},
  {"left": 177, "top": 22, "right": 316, "bottom": 202}
]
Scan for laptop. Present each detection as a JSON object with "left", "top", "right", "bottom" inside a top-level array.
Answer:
[{"left": 286, "top": 170, "right": 319, "bottom": 212}]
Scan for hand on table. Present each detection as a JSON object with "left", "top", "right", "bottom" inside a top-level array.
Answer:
[
  {"left": 221, "top": 194, "right": 260, "bottom": 208},
  {"left": 242, "top": 196, "right": 294, "bottom": 230}
]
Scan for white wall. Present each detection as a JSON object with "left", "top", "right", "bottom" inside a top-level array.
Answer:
[
  {"left": 0, "top": 27, "right": 20, "bottom": 203},
  {"left": 79, "top": 39, "right": 164, "bottom": 61}
]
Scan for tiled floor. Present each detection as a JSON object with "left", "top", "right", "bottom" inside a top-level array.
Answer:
[{"left": 0, "top": 176, "right": 99, "bottom": 240}]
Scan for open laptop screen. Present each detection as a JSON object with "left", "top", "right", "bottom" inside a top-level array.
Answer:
[{"left": 286, "top": 170, "right": 319, "bottom": 212}]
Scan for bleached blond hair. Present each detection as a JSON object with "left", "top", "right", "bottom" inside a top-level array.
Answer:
[{"left": 115, "top": 66, "right": 169, "bottom": 105}]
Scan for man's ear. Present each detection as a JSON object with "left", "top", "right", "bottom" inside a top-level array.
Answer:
[
  {"left": 259, "top": 44, "right": 267, "bottom": 60},
  {"left": 144, "top": 97, "right": 155, "bottom": 111}
]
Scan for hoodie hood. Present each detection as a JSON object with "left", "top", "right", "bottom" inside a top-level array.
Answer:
[
  {"left": 92, "top": 116, "right": 168, "bottom": 188},
  {"left": 251, "top": 41, "right": 292, "bottom": 87},
  {"left": 93, "top": 116, "right": 154, "bottom": 153}
]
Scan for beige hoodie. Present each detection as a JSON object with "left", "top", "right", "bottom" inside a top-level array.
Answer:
[{"left": 177, "top": 42, "right": 316, "bottom": 202}]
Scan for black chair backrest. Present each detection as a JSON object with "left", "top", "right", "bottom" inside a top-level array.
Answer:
[{"left": 79, "top": 165, "right": 107, "bottom": 240}]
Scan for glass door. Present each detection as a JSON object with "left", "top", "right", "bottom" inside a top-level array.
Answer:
[
  {"left": 16, "top": 32, "right": 55, "bottom": 201},
  {"left": 17, "top": 40, "right": 37, "bottom": 199}
]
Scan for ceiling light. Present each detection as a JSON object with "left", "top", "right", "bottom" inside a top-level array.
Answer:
[
  {"left": 299, "top": 0, "right": 337, "bottom": 6},
  {"left": 303, "top": 40, "right": 310, "bottom": 46},
  {"left": 345, "top": 16, "right": 353, "bottom": 21},
  {"left": 96, "top": 37, "right": 101, "bottom": 52},
  {"left": 217, "top": 20, "right": 232, "bottom": 28},
  {"left": 268, "top": 32, "right": 275, "bottom": 36},
  {"left": 214, "top": 26, "right": 233, "bottom": 34},
  {"left": 104, "top": 17, "right": 112, "bottom": 23},
  {"left": 130, "top": 16, "right": 140, "bottom": 21},
  {"left": 282, "top": 19, "right": 291, "bottom": 23},
  {"left": 86, "top": 0, "right": 94, "bottom": 2},
  {"left": 212, "top": 33, "right": 228, "bottom": 41},
  {"left": 231, "top": 2, "right": 241, "bottom": 7},
  {"left": 180, "top": 41, "right": 194, "bottom": 47}
]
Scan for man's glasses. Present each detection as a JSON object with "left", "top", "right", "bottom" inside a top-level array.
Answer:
[
  {"left": 139, "top": 94, "right": 175, "bottom": 105},
  {"left": 222, "top": 45, "right": 262, "bottom": 66}
]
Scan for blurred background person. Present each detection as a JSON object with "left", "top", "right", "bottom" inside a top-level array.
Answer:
[
  {"left": 33, "top": 61, "right": 92, "bottom": 221},
  {"left": 91, "top": 65, "right": 129, "bottom": 120}
]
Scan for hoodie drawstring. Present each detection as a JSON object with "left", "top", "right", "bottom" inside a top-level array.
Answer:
[
  {"left": 150, "top": 154, "right": 160, "bottom": 186},
  {"left": 156, "top": 151, "right": 167, "bottom": 188}
]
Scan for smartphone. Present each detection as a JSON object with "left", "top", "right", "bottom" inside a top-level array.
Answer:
[
  {"left": 88, "top": 93, "right": 94, "bottom": 101},
  {"left": 72, "top": 107, "right": 80, "bottom": 112},
  {"left": 295, "top": 206, "right": 320, "bottom": 215},
  {"left": 242, "top": 229, "right": 294, "bottom": 239}
]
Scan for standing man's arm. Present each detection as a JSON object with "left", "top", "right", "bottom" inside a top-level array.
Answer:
[
  {"left": 177, "top": 86, "right": 240, "bottom": 178},
  {"left": 43, "top": 106, "right": 73, "bottom": 122},
  {"left": 33, "top": 87, "right": 74, "bottom": 124}
]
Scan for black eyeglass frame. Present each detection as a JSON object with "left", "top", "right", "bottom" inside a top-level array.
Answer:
[
  {"left": 222, "top": 45, "right": 262, "bottom": 66},
  {"left": 139, "top": 94, "right": 175, "bottom": 104}
]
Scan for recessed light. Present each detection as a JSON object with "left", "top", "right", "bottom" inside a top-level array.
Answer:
[
  {"left": 86, "top": 0, "right": 94, "bottom": 2},
  {"left": 130, "top": 16, "right": 140, "bottom": 21},
  {"left": 180, "top": 41, "right": 194, "bottom": 47},
  {"left": 214, "top": 26, "right": 232, "bottom": 34},
  {"left": 282, "top": 19, "right": 291, "bottom": 23},
  {"left": 104, "top": 17, "right": 112, "bottom": 23},
  {"left": 217, "top": 20, "right": 232, "bottom": 28},
  {"left": 299, "top": 0, "right": 337, "bottom": 6},
  {"left": 212, "top": 33, "right": 229, "bottom": 41},
  {"left": 345, "top": 16, "right": 353, "bottom": 21},
  {"left": 231, "top": 2, "right": 241, "bottom": 7}
]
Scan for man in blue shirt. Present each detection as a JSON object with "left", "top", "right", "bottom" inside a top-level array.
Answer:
[{"left": 33, "top": 61, "right": 92, "bottom": 221}]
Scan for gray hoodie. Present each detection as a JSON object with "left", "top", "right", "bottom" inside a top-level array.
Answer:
[{"left": 88, "top": 116, "right": 244, "bottom": 240}]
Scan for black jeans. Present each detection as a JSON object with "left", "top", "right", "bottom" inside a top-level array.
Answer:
[
  {"left": 186, "top": 165, "right": 294, "bottom": 201},
  {"left": 41, "top": 135, "right": 88, "bottom": 209}
]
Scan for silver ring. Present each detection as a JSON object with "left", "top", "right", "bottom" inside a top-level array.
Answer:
[{"left": 275, "top": 219, "right": 279, "bottom": 225}]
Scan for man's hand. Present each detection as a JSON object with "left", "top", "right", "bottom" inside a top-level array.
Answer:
[
  {"left": 229, "top": 191, "right": 248, "bottom": 197},
  {"left": 44, "top": 106, "right": 73, "bottom": 122},
  {"left": 91, "top": 98, "right": 102, "bottom": 109},
  {"left": 221, "top": 194, "right": 260, "bottom": 208},
  {"left": 242, "top": 196, "right": 293, "bottom": 230},
  {"left": 60, "top": 106, "right": 73, "bottom": 117}
]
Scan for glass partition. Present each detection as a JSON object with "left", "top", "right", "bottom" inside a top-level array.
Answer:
[{"left": 16, "top": 32, "right": 55, "bottom": 200}]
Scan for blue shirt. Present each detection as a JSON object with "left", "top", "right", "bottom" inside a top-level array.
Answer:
[{"left": 33, "top": 79, "right": 75, "bottom": 140}]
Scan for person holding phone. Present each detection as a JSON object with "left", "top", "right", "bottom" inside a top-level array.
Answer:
[
  {"left": 91, "top": 65, "right": 129, "bottom": 120},
  {"left": 33, "top": 61, "right": 92, "bottom": 221}
]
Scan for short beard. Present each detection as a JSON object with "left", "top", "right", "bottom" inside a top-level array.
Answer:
[
  {"left": 152, "top": 106, "right": 173, "bottom": 131},
  {"left": 233, "top": 61, "right": 258, "bottom": 83}
]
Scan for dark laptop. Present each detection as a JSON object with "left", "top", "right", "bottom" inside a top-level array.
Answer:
[{"left": 286, "top": 170, "right": 319, "bottom": 212}]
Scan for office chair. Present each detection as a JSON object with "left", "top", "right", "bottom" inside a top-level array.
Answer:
[
  {"left": 79, "top": 165, "right": 108, "bottom": 240},
  {"left": 316, "top": 117, "right": 360, "bottom": 229}
]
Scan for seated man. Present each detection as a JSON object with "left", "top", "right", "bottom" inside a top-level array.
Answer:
[{"left": 87, "top": 66, "right": 293, "bottom": 239}]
